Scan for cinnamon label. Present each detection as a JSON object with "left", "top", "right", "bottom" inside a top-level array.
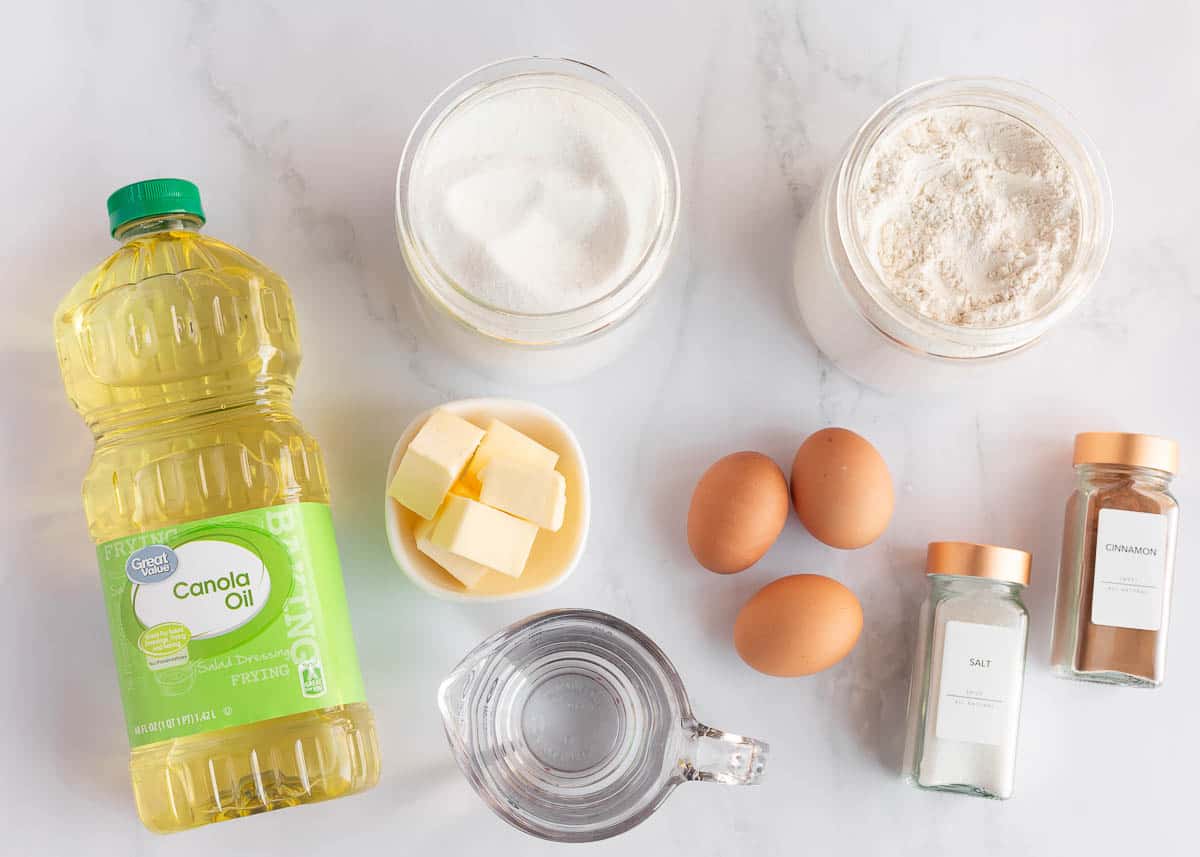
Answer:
[{"left": 1091, "top": 509, "right": 1169, "bottom": 631}]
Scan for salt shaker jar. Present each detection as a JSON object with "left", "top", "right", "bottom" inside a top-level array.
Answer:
[
  {"left": 1050, "top": 433, "right": 1180, "bottom": 687},
  {"left": 903, "top": 542, "right": 1031, "bottom": 800}
]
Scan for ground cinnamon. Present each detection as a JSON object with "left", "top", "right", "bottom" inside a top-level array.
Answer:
[{"left": 1050, "top": 433, "right": 1179, "bottom": 688}]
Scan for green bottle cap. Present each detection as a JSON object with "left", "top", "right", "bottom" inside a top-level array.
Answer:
[{"left": 106, "top": 178, "right": 206, "bottom": 236}]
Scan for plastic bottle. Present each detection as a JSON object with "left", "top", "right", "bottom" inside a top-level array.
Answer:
[{"left": 54, "top": 179, "right": 380, "bottom": 832}]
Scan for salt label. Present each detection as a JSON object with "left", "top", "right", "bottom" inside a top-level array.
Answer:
[{"left": 935, "top": 621, "right": 1024, "bottom": 747}]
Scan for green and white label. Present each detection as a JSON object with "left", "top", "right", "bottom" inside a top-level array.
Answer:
[{"left": 97, "top": 503, "right": 366, "bottom": 747}]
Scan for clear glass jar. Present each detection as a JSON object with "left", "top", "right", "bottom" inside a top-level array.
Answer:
[
  {"left": 793, "top": 77, "right": 1112, "bottom": 393},
  {"left": 395, "top": 57, "right": 681, "bottom": 384},
  {"left": 903, "top": 542, "right": 1030, "bottom": 800},
  {"left": 1051, "top": 433, "right": 1180, "bottom": 687}
]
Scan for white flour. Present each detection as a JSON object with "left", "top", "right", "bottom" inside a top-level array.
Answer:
[
  {"left": 854, "top": 106, "right": 1080, "bottom": 327},
  {"left": 410, "top": 81, "right": 664, "bottom": 315}
]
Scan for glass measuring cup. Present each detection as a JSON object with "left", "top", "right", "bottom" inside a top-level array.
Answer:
[{"left": 437, "top": 609, "right": 769, "bottom": 842}]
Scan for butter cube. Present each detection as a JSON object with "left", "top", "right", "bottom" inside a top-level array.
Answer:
[
  {"left": 464, "top": 420, "right": 559, "bottom": 491},
  {"left": 413, "top": 518, "right": 491, "bottom": 588},
  {"left": 389, "top": 411, "right": 485, "bottom": 519},
  {"left": 479, "top": 459, "right": 566, "bottom": 532},
  {"left": 448, "top": 478, "right": 479, "bottom": 500},
  {"left": 429, "top": 495, "right": 538, "bottom": 578}
]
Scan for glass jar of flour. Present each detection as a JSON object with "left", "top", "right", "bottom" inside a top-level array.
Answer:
[
  {"left": 396, "top": 57, "right": 681, "bottom": 383},
  {"left": 793, "top": 77, "right": 1112, "bottom": 393},
  {"left": 903, "top": 541, "right": 1030, "bottom": 800}
]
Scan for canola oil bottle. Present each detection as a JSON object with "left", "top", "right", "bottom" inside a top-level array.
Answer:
[{"left": 54, "top": 179, "right": 380, "bottom": 832}]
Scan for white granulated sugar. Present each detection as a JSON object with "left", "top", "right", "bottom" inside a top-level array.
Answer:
[
  {"left": 855, "top": 106, "right": 1080, "bottom": 327},
  {"left": 411, "top": 82, "right": 663, "bottom": 315}
]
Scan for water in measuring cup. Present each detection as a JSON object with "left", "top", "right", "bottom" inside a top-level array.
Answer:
[
  {"left": 440, "top": 610, "right": 708, "bottom": 842},
  {"left": 442, "top": 610, "right": 770, "bottom": 842},
  {"left": 521, "top": 671, "right": 622, "bottom": 772},
  {"left": 493, "top": 639, "right": 678, "bottom": 791}
]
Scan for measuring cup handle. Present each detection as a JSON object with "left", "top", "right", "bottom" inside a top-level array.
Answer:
[{"left": 681, "top": 722, "right": 769, "bottom": 785}]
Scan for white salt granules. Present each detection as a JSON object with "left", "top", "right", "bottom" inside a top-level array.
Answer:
[
  {"left": 902, "top": 587, "right": 1028, "bottom": 799},
  {"left": 854, "top": 106, "right": 1081, "bottom": 327},
  {"left": 409, "top": 80, "right": 665, "bottom": 315}
]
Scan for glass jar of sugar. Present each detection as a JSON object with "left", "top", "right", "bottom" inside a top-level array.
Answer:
[
  {"left": 903, "top": 541, "right": 1031, "bottom": 800},
  {"left": 396, "top": 57, "right": 680, "bottom": 383},
  {"left": 793, "top": 77, "right": 1112, "bottom": 393}
]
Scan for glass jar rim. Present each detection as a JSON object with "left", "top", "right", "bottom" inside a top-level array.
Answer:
[
  {"left": 832, "top": 76, "right": 1113, "bottom": 358},
  {"left": 395, "top": 56, "right": 681, "bottom": 346},
  {"left": 1074, "top": 462, "right": 1177, "bottom": 483}
]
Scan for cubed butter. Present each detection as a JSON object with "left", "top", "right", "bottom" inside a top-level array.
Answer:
[
  {"left": 479, "top": 459, "right": 566, "bottom": 532},
  {"left": 389, "top": 411, "right": 485, "bottom": 519},
  {"left": 413, "top": 518, "right": 491, "bottom": 588},
  {"left": 448, "top": 478, "right": 479, "bottom": 500},
  {"left": 464, "top": 419, "right": 559, "bottom": 491},
  {"left": 429, "top": 495, "right": 538, "bottom": 578}
]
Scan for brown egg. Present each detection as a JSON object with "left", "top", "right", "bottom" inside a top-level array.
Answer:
[
  {"left": 687, "top": 451, "right": 789, "bottom": 574},
  {"left": 791, "top": 428, "right": 893, "bottom": 549},
  {"left": 733, "top": 574, "right": 863, "bottom": 676}
]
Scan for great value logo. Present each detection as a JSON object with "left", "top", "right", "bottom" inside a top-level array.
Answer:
[
  {"left": 132, "top": 539, "right": 271, "bottom": 639},
  {"left": 125, "top": 544, "right": 179, "bottom": 584}
]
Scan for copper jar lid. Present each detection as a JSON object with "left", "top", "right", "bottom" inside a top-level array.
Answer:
[
  {"left": 925, "top": 541, "right": 1031, "bottom": 587},
  {"left": 1073, "top": 432, "right": 1179, "bottom": 475}
]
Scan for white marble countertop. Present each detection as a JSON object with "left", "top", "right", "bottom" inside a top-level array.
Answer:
[{"left": 3, "top": 1, "right": 1197, "bottom": 854}]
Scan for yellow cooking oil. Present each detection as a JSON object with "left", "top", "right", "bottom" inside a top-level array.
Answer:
[{"left": 54, "top": 179, "right": 379, "bottom": 832}]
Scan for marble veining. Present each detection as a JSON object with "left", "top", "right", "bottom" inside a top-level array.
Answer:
[{"left": 1, "top": 1, "right": 1197, "bottom": 855}]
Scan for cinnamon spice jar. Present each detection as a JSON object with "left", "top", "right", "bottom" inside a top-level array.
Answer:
[{"left": 1050, "top": 433, "right": 1180, "bottom": 687}]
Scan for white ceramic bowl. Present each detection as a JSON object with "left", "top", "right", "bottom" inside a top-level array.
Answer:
[{"left": 384, "top": 398, "right": 590, "bottom": 602}]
